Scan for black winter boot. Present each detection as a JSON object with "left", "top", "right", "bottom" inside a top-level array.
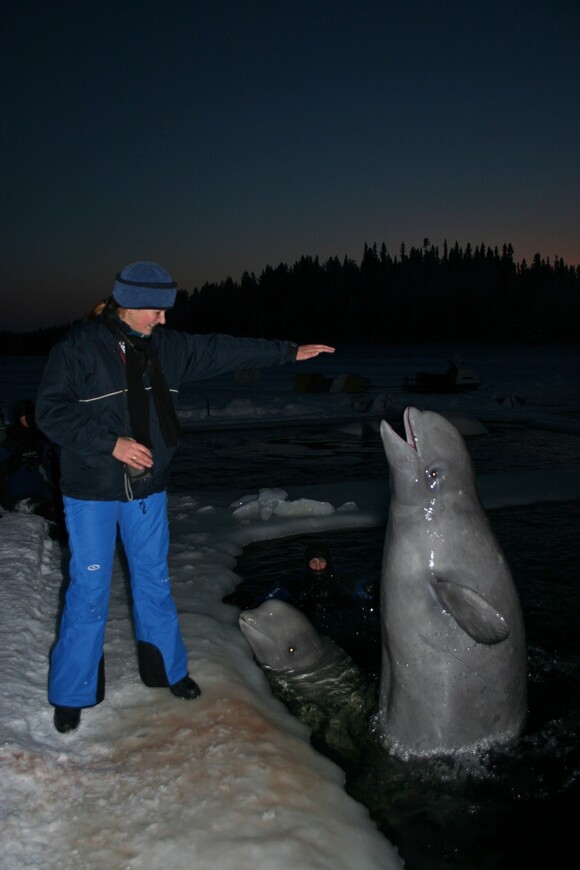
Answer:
[
  {"left": 54, "top": 706, "right": 81, "bottom": 733},
  {"left": 169, "top": 675, "right": 201, "bottom": 700}
]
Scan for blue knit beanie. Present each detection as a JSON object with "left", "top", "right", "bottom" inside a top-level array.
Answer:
[{"left": 113, "top": 261, "right": 177, "bottom": 309}]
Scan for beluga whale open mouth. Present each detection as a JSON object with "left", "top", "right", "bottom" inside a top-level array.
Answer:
[
  {"left": 383, "top": 407, "right": 423, "bottom": 445},
  {"left": 403, "top": 405, "right": 418, "bottom": 450}
]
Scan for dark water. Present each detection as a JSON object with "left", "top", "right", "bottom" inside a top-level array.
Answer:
[
  {"left": 170, "top": 418, "right": 580, "bottom": 492},
  {"left": 170, "top": 420, "right": 580, "bottom": 867},
  {"left": 232, "top": 506, "right": 580, "bottom": 869}
]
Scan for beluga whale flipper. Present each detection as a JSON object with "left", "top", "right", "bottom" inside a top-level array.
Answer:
[{"left": 377, "top": 407, "right": 527, "bottom": 757}]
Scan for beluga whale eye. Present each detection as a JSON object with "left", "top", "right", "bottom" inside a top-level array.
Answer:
[{"left": 425, "top": 465, "right": 443, "bottom": 490}]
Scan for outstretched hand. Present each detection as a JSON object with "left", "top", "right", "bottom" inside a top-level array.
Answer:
[{"left": 296, "top": 344, "right": 336, "bottom": 361}]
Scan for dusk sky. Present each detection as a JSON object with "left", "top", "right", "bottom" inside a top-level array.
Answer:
[{"left": 2, "top": 0, "right": 579, "bottom": 332}]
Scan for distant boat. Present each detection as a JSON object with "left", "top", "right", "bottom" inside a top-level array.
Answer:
[{"left": 402, "top": 357, "right": 480, "bottom": 393}]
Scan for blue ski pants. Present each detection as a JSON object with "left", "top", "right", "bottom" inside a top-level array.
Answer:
[{"left": 49, "top": 492, "right": 188, "bottom": 707}]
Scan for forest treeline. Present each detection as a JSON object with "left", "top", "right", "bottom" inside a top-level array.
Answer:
[{"left": 2, "top": 240, "right": 579, "bottom": 355}]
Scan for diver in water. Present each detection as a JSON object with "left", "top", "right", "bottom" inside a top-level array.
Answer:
[
  {"left": 296, "top": 539, "right": 380, "bottom": 671},
  {"left": 225, "top": 538, "right": 377, "bottom": 616},
  {"left": 223, "top": 539, "right": 337, "bottom": 611},
  {"left": 296, "top": 540, "right": 340, "bottom": 614}
]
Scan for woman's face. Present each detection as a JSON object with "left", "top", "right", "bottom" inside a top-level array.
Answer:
[
  {"left": 119, "top": 308, "right": 166, "bottom": 336},
  {"left": 308, "top": 557, "right": 327, "bottom": 574}
]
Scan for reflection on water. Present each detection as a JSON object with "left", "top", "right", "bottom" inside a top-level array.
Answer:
[{"left": 233, "top": 503, "right": 580, "bottom": 869}]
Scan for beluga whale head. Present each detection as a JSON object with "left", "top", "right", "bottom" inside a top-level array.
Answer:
[
  {"left": 239, "top": 599, "right": 331, "bottom": 674},
  {"left": 381, "top": 406, "right": 477, "bottom": 509}
]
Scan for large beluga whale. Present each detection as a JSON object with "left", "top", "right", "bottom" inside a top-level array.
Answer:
[{"left": 377, "top": 407, "right": 527, "bottom": 757}]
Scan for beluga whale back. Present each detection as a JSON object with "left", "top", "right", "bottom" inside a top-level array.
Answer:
[{"left": 378, "top": 407, "right": 527, "bottom": 757}]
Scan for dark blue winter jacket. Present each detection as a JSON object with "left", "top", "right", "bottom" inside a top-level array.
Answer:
[{"left": 36, "top": 316, "right": 298, "bottom": 501}]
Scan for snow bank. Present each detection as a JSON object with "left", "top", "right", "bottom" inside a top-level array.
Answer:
[{"left": 0, "top": 510, "right": 402, "bottom": 870}]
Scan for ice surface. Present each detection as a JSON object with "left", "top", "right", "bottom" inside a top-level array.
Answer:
[{"left": 0, "top": 508, "right": 400, "bottom": 869}]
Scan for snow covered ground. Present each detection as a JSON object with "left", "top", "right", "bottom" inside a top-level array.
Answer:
[{"left": 1, "top": 344, "right": 579, "bottom": 869}]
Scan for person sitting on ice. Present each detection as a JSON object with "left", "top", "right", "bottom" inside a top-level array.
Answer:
[{"left": 0, "top": 399, "right": 64, "bottom": 531}]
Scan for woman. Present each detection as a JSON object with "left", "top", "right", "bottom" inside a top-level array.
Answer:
[{"left": 37, "top": 260, "right": 334, "bottom": 734}]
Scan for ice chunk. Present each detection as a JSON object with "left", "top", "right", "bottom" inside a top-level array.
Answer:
[
  {"left": 258, "top": 487, "right": 288, "bottom": 520},
  {"left": 274, "top": 498, "right": 335, "bottom": 517}
]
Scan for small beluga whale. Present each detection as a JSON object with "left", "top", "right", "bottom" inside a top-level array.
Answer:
[
  {"left": 377, "top": 407, "right": 527, "bottom": 758},
  {"left": 239, "top": 600, "right": 375, "bottom": 759}
]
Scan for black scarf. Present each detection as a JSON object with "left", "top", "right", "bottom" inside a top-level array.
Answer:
[{"left": 104, "top": 315, "right": 181, "bottom": 449}]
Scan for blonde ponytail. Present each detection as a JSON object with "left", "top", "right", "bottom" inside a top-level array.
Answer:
[{"left": 85, "top": 297, "right": 118, "bottom": 320}]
